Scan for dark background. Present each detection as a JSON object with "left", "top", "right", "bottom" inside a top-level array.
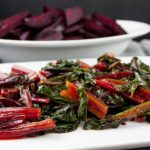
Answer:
[{"left": 0, "top": 0, "right": 150, "bottom": 39}]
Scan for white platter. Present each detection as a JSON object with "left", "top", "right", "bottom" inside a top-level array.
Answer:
[
  {"left": 0, "top": 57, "right": 150, "bottom": 150},
  {"left": 0, "top": 20, "right": 150, "bottom": 62}
]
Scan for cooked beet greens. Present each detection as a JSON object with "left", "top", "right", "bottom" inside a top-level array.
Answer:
[{"left": 1, "top": 53, "right": 150, "bottom": 139}]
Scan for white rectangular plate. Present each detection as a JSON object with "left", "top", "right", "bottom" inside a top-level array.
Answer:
[{"left": 0, "top": 57, "right": 150, "bottom": 150}]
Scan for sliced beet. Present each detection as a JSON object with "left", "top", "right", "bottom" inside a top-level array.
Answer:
[
  {"left": 65, "top": 7, "right": 85, "bottom": 26},
  {"left": 0, "top": 6, "right": 126, "bottom": 40},
  {"left": 46, "top": 18, "right": 64, "bottom": 31},
  {"left": 24, "top": 12, "right": 54, "bottom": 29},
  {"left": 83, "top": 18, "right": 112, "bottom": 36},
  {"left": 79, "top": 29, "right": 99, "bottom": 39},
  {"left": 92, "top": 12, "right": 116, "bottom": 24},
  {"left": 64, "top": 24, "right": 83, "bottom": 34},
  {"left": 0, "top": 11, "right": 30, "bottom": 38},
  {"left": 3, "top": 33, "right": 19, "bottom": 40},
  {"left": 0, "top": 11, "right": 30, "bottom": 25},
  {"left": 55, "top": 24, "right": 65, "bottom": 32},
  {"left": 92, "top": 12, "right": 126, "bottom": 35},
  {"left": 64, "top": 35, "right": 84, "bottom": 40},
  {"left": 43, "top": 5, "right": 64, "bottom": 17},
  {"left": 19, "top": 31, "right": 33, "bottom": 40},
  {"left": 36, "top": 31, "right": 63, "bottom": 41},
  {"left": 6, "top": 27, "right": 26, "bottom": 40},
  {"left": 10, "top": 27, "right": 26, "bottom": 37},
  {"left": 34, "top": 18, "right": 64, "bottom": 40}
]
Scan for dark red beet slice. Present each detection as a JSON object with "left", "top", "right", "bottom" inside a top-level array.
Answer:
[
  {"left": 92, "top": 12, "right": 126, "bottom": 35},
  {"left": 43, "top": 5, "right": 64, "bottom": 18},
  {"left": 34, "top": 18, "right": 64, "bottom": 40},
  {"left": 55, "top": 24, "right": 65, "bottom": 32},
  {"left": 64, "top": 24, "right": 83, "bottom": 34},
  {"left": 24, "top": 12, "right": 54, "bottom": 29},
  {"left": 92, "top": 12, "right": 116, "bottom": 24},
  {"left": 51, "top": 18, "right": 64, "bottom": 28},
  {"left": 0, "top": 6, "right": 126, "bottom": 41},
  {"left": 64, "top": 35, "right": 84, "bottom": 40},
  {"left": 0, "top": 11, "right": 30, "bottom": 25},
  {"left": 19, "top": 31, "right": 33, "bottom": 40},
  {"left": 10, "top": 27, "right": 26, "bottom": 37},
  {"left": 83, "top": 18, "right": 112, "bottom": 36},
  {"left": 65, "top": 7, "right": 85, "bottom": 26},
  {"left": 0, "top": 11, "right": 30, "bottom": 38},
  {"left": 79, "top": 29, "right": 99, "bottom": 39},
  {"left": 43, "top": 5, "right": 65, "bottom": 28},
  {"left": 3, "top": 33, "right": 19, "bottom": 40},
  {"left": 0, "top": 97, "right": 22, "bottom": 107},
  {"left": 36, "top": 31, "right": 63, "bottom": 41}
]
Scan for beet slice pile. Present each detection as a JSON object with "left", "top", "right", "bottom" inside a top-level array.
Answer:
[{"left": 1, "top": 5, "right": 126, "bottom": 41}]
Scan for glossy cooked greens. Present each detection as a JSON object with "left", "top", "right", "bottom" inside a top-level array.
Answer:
[
  {"left": 0, "top": 54, "right": 150, "bottom": 139},
  {"left": 38, "top": 54, "right": 150, "bottom": 131}
]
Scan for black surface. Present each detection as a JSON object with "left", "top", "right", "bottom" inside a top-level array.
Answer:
[{"left": 0, "top": 0, "right": 149, "bottom": 21}]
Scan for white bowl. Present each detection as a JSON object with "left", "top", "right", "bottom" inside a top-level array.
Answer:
[{"left": 0, "top": 20, "right": 150, "bottom": 62}]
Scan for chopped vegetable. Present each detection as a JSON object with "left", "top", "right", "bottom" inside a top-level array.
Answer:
[
  {"left": 11, "top": 64, "right": 34, "bottom": 75},
  {"left": 0, "top": 119, "right": 56, "bottom": 139},
  {"left": 77, "top": 86, "right": 88, "bottom": 120},
  {"left": 0, "top": 11, "right": 30, "bottom": 38},
  {"left": 60, "top": 81, "right": 79, "bottom": 101},
  {"left": 0, "top": 107, "right": 41, "bottom": 120},
  {"left": 95, "top": 71, "right": 131, "bottom": 79},
  {"left": 0, "top": 54, "right": 150, "bottom": 139},
  {"left": 87, "top": 92, "right": 108, "bottom": 119},
  {"left": 84, "top": 118, "right": 124, "bottom": 130},
  {"left": 112, "top": 101, "right": 150, "bottom": 120},
  {"left": 0, "top": 6, "right": 126, "bottom": 40},
  {"left": 65, "top": 7, "right": 85, "bottom": 26}
]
